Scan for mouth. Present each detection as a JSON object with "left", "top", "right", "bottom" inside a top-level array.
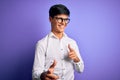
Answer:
[{"left": 58, "top": 25, "right": 65, "bottom": 28}]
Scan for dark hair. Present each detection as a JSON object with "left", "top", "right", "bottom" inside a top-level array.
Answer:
[{"left": 49, "top": 4, "right": 70, "bottom": 18}]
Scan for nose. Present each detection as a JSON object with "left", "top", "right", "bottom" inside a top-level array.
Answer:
[{"left": 61, "top": 20, "right": 66, "bottom": 25}]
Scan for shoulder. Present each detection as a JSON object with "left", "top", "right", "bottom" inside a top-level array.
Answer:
[
  {"left": 36, "top": 35, "right": 49, "bottom": 48},
  {"left": 65, "top": 35, "right": 76, "bottom": 44},
  {"left": 65, "top": 35, "right": 78, "bottom": 49}
]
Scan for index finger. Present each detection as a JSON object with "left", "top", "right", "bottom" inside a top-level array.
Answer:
[
  {"left": 50, "top": 59, "right": 57, "bottom": 68},
  {"left": 68, "top": 44, "right": 74, "bottom": 52},
  {"left": 48, "top": 60, "right": 57, "bottom": 74}
]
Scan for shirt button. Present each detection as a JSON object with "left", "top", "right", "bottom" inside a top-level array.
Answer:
[
  {"left": 62, "top": 77, "right": 64, "bottom": 80},
  {"left": 61, "top": 49, "right": 63, "bottom": 50}
]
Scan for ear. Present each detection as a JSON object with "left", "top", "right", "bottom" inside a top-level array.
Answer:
[{"left": 49, "top": 17, "right": 53, "bottom": 22}]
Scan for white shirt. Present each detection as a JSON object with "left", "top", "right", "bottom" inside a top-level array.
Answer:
[{"left": 32, "top": 32, "right": 84, "bottom": 80}]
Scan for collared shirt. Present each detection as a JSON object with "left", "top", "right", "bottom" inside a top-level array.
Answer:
[{"left": 32, "top": 32, "right": 84, "bottom": 80}]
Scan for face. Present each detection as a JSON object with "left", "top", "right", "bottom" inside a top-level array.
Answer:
[{"left": 49, "top": 14, "right": 70, "bottom": 33}]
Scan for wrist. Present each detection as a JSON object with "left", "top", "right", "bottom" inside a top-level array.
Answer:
[
  {"left": 40, "top": 72, "right": 47, "bottom": 80},
  {"left": 73, "top": 57, "right": 80, "bottom": 63}
]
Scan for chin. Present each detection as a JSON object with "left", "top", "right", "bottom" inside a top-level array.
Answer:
[
  {"left": 60, "top": 31, "right": 64, "bottom": 33},
  {"left": 57, "top": 30, "right": 64, "bottom": 33}
]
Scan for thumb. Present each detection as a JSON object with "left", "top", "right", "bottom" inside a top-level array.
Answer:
[
  {"left": 48, "top": 60, "right": 57, "bottom": 74},
  {"left": 68, "top": 44, "right": 73, "bottom": 52}
]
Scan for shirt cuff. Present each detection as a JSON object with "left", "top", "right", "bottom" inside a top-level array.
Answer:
[{"left": 73, "top": 61, "right": 81, "bottom": 66}]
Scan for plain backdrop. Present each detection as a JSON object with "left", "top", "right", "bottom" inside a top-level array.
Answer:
[{"left": 0, "top": 0, "right": 120, "bottom": 80}]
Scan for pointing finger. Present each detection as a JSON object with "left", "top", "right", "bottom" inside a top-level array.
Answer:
[
  {"left": 48, "top": 60, "right": 57, "bottom": 74},
  {"left": 50, "top": 60, "right": 57, "bottom": 68},
  {"left": 68, "top": 44, "right": 74, "bottom": 52}
]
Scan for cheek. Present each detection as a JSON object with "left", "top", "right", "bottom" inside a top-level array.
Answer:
[
  {"left": 52, "top": 21, "right": 57, "bottom": 27},
  {"left": 64, "top": 24, "right": 67, "bottom": 28}
]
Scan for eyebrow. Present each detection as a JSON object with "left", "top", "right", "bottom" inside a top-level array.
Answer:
[{"left": 55, "top": 17, "right": 69, "bottom": 19}]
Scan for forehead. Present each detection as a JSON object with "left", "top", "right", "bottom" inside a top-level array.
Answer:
[{"left": 55, "top": 14, "right": 69, "bottom": 18}]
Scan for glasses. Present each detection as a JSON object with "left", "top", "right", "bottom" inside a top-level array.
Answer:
[{"left": 54, "top": 17, "right": 70, "bottom": 24}]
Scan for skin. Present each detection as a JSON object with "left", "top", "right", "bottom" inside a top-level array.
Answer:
[
  {"left": 45, "top": 60, "right": 59, "bottom": 80},
  {"left": 42, "top": 14, "right": 80, "bottom": 80},
  {"left": 49, "top": 14, "right": 68, "bottom": 39}
]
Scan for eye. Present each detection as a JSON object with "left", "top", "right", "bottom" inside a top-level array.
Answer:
[
  {"left": 65, "top": 19, "right": 70, "bottom": 23},
  {"left": 54, "top": 17, "right": 70, "bottom": 24},
  {"left": 57, "top": 18, "right": 62, "bottom": 22}
]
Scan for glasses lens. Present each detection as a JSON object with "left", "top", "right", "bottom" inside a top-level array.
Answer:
[
  {"left": 57, "top": 18, "right": 62, "bottom": 23},
  {"left": 55, "top": 17, "right": 70, "bottom": 24},
  {"left": 65, "top": 19, "right": 70, "bottom": 23}
]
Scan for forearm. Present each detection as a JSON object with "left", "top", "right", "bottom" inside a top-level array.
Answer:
[{"left": 32, "top": 41, "right": 46, "bottom": 80}]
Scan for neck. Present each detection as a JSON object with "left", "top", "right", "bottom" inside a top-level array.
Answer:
[{"left": 52, "top": 31, "right": 63, "bottom": 39}]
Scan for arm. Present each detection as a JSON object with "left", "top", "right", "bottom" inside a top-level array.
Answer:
[
  {"left": 73, "top": 42, "right": 84, "bottom": 73},
  {"left": 32, "top": 42, "right": 45, "bottom": 80},
  {"left": 32, "top": 41, "right": 59, "bottom": 80},
  {"left": 68, "top": 42, "right": 84, "bottom": 73}
]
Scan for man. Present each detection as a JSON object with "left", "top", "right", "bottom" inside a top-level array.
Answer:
[{"left": 32, "top": 4, "right": 84, "bottom": 80}]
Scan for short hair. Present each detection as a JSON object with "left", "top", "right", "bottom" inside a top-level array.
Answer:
[{"left": 49, "top": 4, "right": 70, "bottom": 18}]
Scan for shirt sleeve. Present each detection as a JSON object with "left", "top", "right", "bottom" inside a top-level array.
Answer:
[
  {"left": 72, "top": 41, "right": 84, "bottom": 73},
  {"left": 32, "top": 41, "right": 46, "bottom": 80},
  {"left": 73, "top": 60, "right": 84, "bottom": 73}
]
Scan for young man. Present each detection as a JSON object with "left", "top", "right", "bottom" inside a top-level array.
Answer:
[{"left": 32, "top": 4, "right": 84, "bottom": 80}]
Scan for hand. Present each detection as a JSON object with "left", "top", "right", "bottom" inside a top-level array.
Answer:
[
  {"left": 40, "top": 60, "right": 59, "bottom": 80},
  {"left": 68, "top": 44, "right": 80, "bottom": 62}
]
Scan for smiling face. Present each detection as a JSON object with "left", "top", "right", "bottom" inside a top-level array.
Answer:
[{"left": 50, "top": 14, "right": 69, "bottom": 34}]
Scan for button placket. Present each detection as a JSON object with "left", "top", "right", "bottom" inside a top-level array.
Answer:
[{"left": 59, "top": 40, "right": 66, "bottom": 80}]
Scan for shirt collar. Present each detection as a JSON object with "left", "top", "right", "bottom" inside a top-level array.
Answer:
[{"left": 48, "top": 32, "right": 67, "bottom": 39}]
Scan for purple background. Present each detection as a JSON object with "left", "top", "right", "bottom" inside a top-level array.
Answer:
[{"left": 0, "top": 0, "right": 120, "bottom": 80}]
